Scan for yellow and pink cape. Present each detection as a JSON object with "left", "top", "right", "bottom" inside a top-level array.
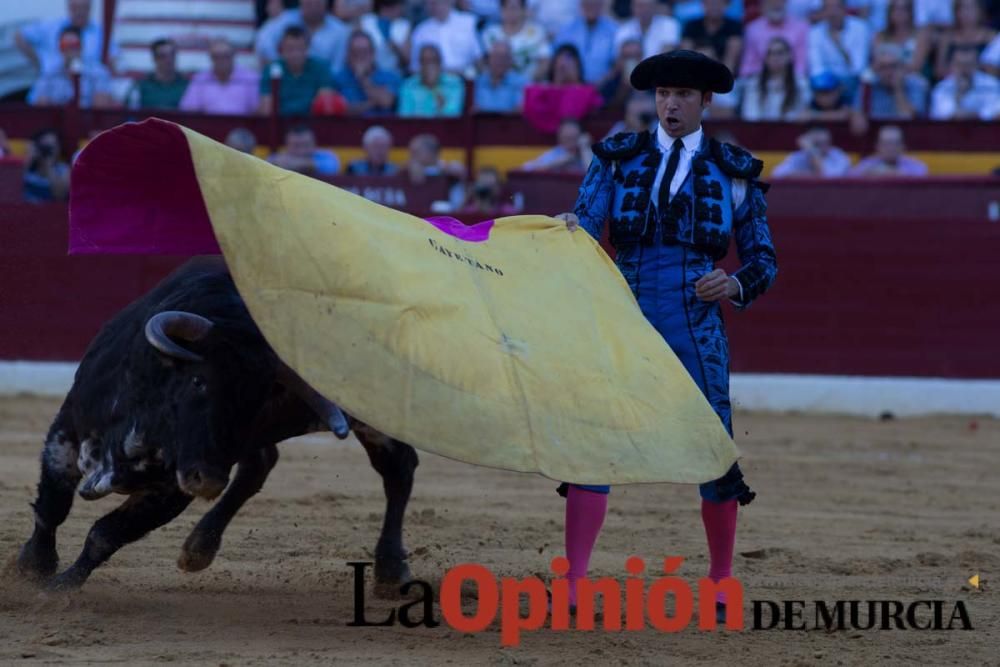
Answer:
[{"left": 70, "top": 119, "right": 738, "bottom": 485}]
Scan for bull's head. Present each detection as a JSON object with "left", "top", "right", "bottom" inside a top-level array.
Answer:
[{"left": 142, "top": 310, "right": 274, "bottom": 499}]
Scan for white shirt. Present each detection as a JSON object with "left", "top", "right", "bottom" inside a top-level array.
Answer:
[
  {"left": 359, "top": 13, "right": 411, "bottom": 74},
  {"left": 410, "top": 10, "right": 483, "bottom": 76},
  {"left": 808, "top": 16, "right": 871, "bottom": 78},
  {"left": 929, "top": 71, "right": 1000, "bottom": 120},
  {"left": 614, "top": 16, "right": 682, "bottom": 59},
  {"left": 653, "top": 125, "right": 747, "bottom": 209}
]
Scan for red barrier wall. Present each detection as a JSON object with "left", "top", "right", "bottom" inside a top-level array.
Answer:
[{"left": 2, "top": 181, "right": 1000, "bottom": 377}]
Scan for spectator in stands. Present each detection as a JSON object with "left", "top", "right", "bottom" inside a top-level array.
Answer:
[
  {"left": 603, "top": 92, "right": 657, "bottom": 137},
  {"left": 857, "top": 43, "right": 929, "bottom": 118},
  {"left": 256, "top": 0, "right": 291, "bottom": 26},
  {"left": 16, "top": 0, "right": 120, "bottom": 77},
  {"left": 548, "top": 45, "right": 591, "bottom": 87},
  {"left": 269, "top": 124, "right": 340, "bottom": 175},
  {"left": 772, "top": 125, "right": 853, "bottom": 177},
  {"left": 872, "top": 0, "right": 932, "bottom": 74},
  {"left": 680, "top": 0, "right": 743, "bottom": 75},
  {"left": 406, "top": 132, "right": 466, "bottom": 208},
  {"left": 914, "top": 0, "right": 955, "bottom": 27},
  {"left": 260, "top": 27, "right": 336, "bottom": 116},
  {"left": 849, "top": 124, "right": 929, "bottom": 176},
  {"left": 597, "top": 39, "right": 642, "bottom": 109},
  {"left": 858, "top": 0, "right": 955, "bottom": 30},
  {"left": 409, "top": 0, "right": 482, "bottom": 76},
  {"left": 529, "top": 0, "right": 582, "bottom": 38},
  {"left": 180, "top": 39, "right": 260, "bottom": 115},
  {"left": 554, "top": 0, "right": 618, "bottom": 84},
  {"left": 398, "top": 44, "right": 465, "bottom": 116},
  {"left": 333, "top": 30, "right": 401, "bottom": 115},
  {"left": 466, "top": 0, "right": 503, "bottom": 24},
  {"left": 803, "top": 70, "right": 858, "bottom": 121},
  {"left": 27, "top": 26, "right": 114, "bottom": 109},
  {"left": 460, "top": 166, "right": 520, "bottom": 214},
  {"left": 522, "top": 44, "right": 604, "bottom": 131},
  {"left": 481, "top": 0, "right": 552, "bottom": 81},
  {"left": 672, "top": 0, "right": 744, "bottom": 23},
  {"left": 347, "top": 125, "right": 400, "bottom": 175},
  {"left": 777, "top": 0, "right": 819, "bottom": 20},
  {"left": 256, "top": 0, "right": 351, "bottom": 71},
  {"left": 741, "top": 0, "right": 810, "bottom": 77},
  {"left": 521, "top": 118, "right": 593, "bottom": 172},
  {"left": 598, "top": 38, "right": 644, "bottom": 108},
  {"left": 983, "top": 33, "right": 1000, "bottom": 76},
  {"left": 934, "top": 0, "right": 997, "bottom": 79},
  {"left": 930, "top": 45, "right": 1000, "bottom": 119},
  {"left": 334, "top": 0, "right": 372, "bottom": 22},
  {"left": 808, "top": 0, "right": 872, "bottom": 97},
  {"left": 23, "top": 129, "right": 70, "bottom": 203},
  {"left": 359, "top": 0, "right": 412, "bottom": 73},
  {"left": 736, "top": 36, "right": 811, "bottom": 120},
  {"left": 128, "top": 39, "right": 188, "bottom": 110},
  {"left": 225, "top": 127, "right": 258, "bottom": 154},
  {"left": 614, "top": 0, "right": 681, "bottom": 58},
  {"left": 474, "top": 39, "right": 528, "bottom": 112}
]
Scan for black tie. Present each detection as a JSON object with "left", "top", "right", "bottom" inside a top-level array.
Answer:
[{"left": 657, "top": 138, "right": 684, "bottom": 212}]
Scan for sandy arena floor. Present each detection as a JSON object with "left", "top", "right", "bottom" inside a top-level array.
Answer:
[{"left": 1, "top": 395, "right": 997, "bottom": 665}]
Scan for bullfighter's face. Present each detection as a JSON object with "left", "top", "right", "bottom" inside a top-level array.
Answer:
[{"left": 656, "top": 86, "right": 710, "bottom": 138}]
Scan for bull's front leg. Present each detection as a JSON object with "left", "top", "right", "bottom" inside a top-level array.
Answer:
[
  {"left": 354, "top": 423, "right": 418, "bottom": 587},
  {"left": 48, "top": 487, "right": 192, "bottom": 591},
  {"left": 178, "top": 444, "right": 279, "bottom": 572},
  {"left": 17, "top": 404, "right": 80, "bottom": 582}
]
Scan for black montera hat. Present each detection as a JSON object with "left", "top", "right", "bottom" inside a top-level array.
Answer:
[{"left": 629, "top": 49, "right": 734, "bottom": 93}]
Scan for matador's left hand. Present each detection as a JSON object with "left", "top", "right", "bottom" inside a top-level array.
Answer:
[{"left": 695, "top": 269, "right": 739, "bottom": 302}]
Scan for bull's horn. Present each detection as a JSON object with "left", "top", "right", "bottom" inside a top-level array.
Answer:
[{"left": 144, "top": 311, "right": 215, "bottom": 363}]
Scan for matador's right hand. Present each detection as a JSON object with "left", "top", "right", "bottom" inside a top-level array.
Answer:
[{"left": 555, "top": 212, "right": 580, "bottom": 232}]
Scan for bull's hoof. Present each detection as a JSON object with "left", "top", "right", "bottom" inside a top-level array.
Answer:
[
  {"left": 45, "top": 567, "right": 87, "bottom": 592},
  {"left": 373, "top": 557, "right": 413, "bottom": 598},
  {"left": 178, "top": 530, "right": 221, "bottom": 573},
  {"left": 16, "top": 539, "right": 59, "bottom": 583}
]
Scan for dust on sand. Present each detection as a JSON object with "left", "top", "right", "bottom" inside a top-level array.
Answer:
[{"left": 1, "top": 395, "right": 997, "bottom": 665}]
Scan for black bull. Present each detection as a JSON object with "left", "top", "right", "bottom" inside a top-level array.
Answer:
[{"left": 16, "top": 258, "right": 418, "bottom": 590}]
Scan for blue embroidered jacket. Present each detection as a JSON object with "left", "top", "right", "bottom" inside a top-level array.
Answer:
[{"left": 573, "top": 130, "right": 777, "bottom": 309}]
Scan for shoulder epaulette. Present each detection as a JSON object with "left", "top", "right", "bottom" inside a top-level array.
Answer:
[
  {"left": 708, "top": 138, "right": 764, "bottom": 179},
  {"left": 592, "top": 131, "right": 653, "bottom": 161}
]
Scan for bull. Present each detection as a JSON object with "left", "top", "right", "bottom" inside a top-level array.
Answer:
[{"left": 16, "top": 258, "right": 417, "bottom": 590}]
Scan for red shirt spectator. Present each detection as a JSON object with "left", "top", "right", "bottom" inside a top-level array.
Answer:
[{"left": 523, "top": 44, "right": 604, "bottom": 132}]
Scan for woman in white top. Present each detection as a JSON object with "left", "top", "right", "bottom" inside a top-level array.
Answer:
[
  {"left": 737, "top": 36, "right": 810, "bottom": 121},
  {"left": 872, "top": 0, "right": 931, "bottom": 74},
  {"left": 480, "top": 0, "right": 552, "bottom": 80}
]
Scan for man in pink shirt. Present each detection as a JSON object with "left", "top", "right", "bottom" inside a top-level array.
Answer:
[
  {"left": 740, "top": 0, "right": 810, "bottom": 76},
  {"left": 179, "top": 38, "right": 260, "bottom": 115}
]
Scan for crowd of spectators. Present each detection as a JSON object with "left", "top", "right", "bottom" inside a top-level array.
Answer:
[
  {"left": 6, "top": 0, "right": 1000, "bottom": 202},
  {"left": 12, "top": 0, "right": 1000, "bottom": 122}
]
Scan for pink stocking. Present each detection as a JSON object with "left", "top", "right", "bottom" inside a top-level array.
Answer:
[
  {"left": 565, "top": 486, "right": 608, "bottom": 607},
  {"left": 701, "top": 498, "right": 738, "bottom": 604}
]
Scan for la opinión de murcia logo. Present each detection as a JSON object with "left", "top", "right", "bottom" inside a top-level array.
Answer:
[{"left": 347, "top": 557, "right": 975, "bottom": 647}]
